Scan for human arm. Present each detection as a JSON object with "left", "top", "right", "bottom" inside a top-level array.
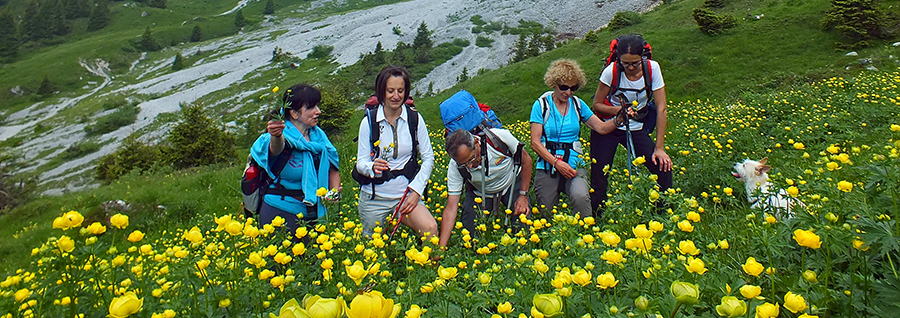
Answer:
[
  {"left": 592, "top": 67, "right": 622, "bottom": 116},
  {"left": 438, "top": 194, "right": 461, "bottom": 247},
  {"left": 267, "top": 121, "right": 286, "bottom": 155},
  {"left": 651, "top": 87, "right": 672, "bottom": 172},
  {"left": 514, "top": 150, "right": 532, "bottom": 215},
  {"left": 530, "top": 122, "right": 577, "bottom": 179}
]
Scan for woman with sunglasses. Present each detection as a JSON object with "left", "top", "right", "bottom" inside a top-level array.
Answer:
[
  {"left": 530, "top": 59, "right": 623, "bottom": 219},
  {"left": 590, "top": 35, "right": 672, "bottom": 216}
]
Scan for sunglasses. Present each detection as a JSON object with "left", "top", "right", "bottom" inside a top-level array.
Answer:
[
  {"left": 620, "top": 60, "right": 642, "bottom": 68},
  {"left": 558, "top": 84, "right": 580, "bottom": 92}
]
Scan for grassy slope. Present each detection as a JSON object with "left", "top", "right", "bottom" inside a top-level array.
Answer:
[{"left": 1, "top": 0, "right": 899, "bottom": 271}]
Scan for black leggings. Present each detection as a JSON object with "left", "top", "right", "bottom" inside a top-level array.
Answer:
[{"left": 589, "top": 129, "right": 672, "bottom": 212}]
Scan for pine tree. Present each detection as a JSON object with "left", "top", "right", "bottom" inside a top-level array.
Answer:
[
  {"left": 511, "top": 34, "right": 527, "bottom": 63},
  {"left": 822, "top": 0, "right": 884, "bottom": 47},
  {"left": 149, "top": 0, "right": 165, "bottom": 9},
  {"left": 457, "top": 67, "right": 469, "bottom": 84},
  {"left": 413, "top": 22, "right": 432, "bottom": 49},
  {"left": 392, "top": 42, "right": 407, "bottom": 64},
  {"left": 234, "top": 9, "right": 245, "bottom": 28},
  {"left": 190, "top": 25, "right": 201, "bottom": 42},
  {"left": 172, "top": 52, "right": 184, "bottom": 71},
  {"left": 22, "top": 0, "right": 47, "bottom": 41},
  {"left": 0, "top": 8, "right": 19, "bottom": 61},
  {"left": 140, "top": 26, "right": 161, "bottom": 51},
  {"left": 38, "top": 75, "right": 56, "bottom": 96},
  {"left": 87, "top": 0, "right": 110, "bottom": 31},
  {"left": 264, "top": 0, "right": 274, "bottom": 15},
  {"left": 65, "top": 0, "right": 90, "bottom": 19},
  {"left": 372, "top": 41, "right": 385, "bottom": 66},
  {"left": 49, "top": 0, "right": 70, "bottom": 36},
  {"left": 526, "top": 34, "right": 541, "bottom": 58}
]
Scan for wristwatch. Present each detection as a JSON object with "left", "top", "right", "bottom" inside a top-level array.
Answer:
[{"left": 519, "top": 190, "right": 528, "bottom": 196}]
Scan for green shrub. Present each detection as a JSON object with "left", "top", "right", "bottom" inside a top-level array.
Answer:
[
  {"left": 307, "top": 45, "right": 333, "bottom": 59},
  {"left": 162, "top": 102, "right": 237, "bottom": 169},
  {"left": 95, "top": 135, "right": 161, "bottom": 182},
  {"left": 583, "top": 30, "right": 599, "bottom": 43},
  {"left": 608, "top": 11, "right": 642, "bottom": 31},
  {"left": 821, "top": 0, "right": 886, "bottom": 48},
  {"left": 702, "top": 0, "right": 725, "bottom": 8},
  {"left": 317, "top": 90, "right": 353, "bottom": 136},
  {"left": 84, "top": 104, "right": 139, "bottom": 136},
  {"left": 60, "top": 141, "right": 101, "bottom": 160},
  {"left": 692, "top": 7, "right": 737, "bottom": 36},
  {"left": 475, "top": 35, "right": 494, "bottom": 47}
]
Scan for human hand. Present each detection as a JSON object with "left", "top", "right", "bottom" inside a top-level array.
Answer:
[
  {"left": 324, "top": 187, "right": 342, "bottom": 202},
  {"left": 652, "top": 148, "right": 672, "bottom": 172},
  {"left": 399, "top": 190, "right": 420, "bottom": 215},
  {"left": 556, "top": 161, "right": 577, "bottom": 179},
  {"left": 267, "top": 120, "right": 285, "bottom": 138},
  {"left": 514, "top": 195, "right": 529, "bottom": 215},
  {"left": 372, "top": 159, "right": 389, "bottom": 174}
]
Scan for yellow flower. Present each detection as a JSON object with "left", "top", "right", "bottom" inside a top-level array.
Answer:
[
  {"left": 219, "top": 299, "right": 232, "bottom": 308},
  {"left": 632, "top": 156, "right": 646, "bottom": 166},
  {"left": 269, "top": 298, "right": 311, "bottom": 318},
  {"left": 304, "top": 295, "right": 344, "bottom": 318},
  {"left": 532, "top": 293, "right": 563, "bottom": 317},
  {"left": 478, "top": 272, "right": 492, "bottom": 285},
  {"left": 110, "top": 214, "right": 130, "bottom": 229},
  {"left": 127, "top": 230, "right": 145, "bottom": 243},
  {"left": 437, "top": 266, "right": 458, "bottom": 280},
  {"left": 648, "top": 221, "right": 663, "bottom": 232},
  {"left": 685, "top": 257, "right": 708, "bottom": 275},
  {"left": 108, "top": 292, "right": 143, "bottom": 318},
  {"left": 600, "top": 231, "right": 621, "bottom": 246},
  {"left": 596, "top": 272, "right": 619, "bottom": 289},
  {"left": 677, "top": 220, "right": 694, "bottom": 232},
  {"left": 497, "top": 302, "right": 513, "bottom": 314},
  {"left": 532, "top": 259, "right": 549, "bottom": 275},
  {"left": 321, "top": 258, "right": 334, "bottom": 270},
  {"left": 687, "top": 211, "right": 701, "bottom": 222},
  {"left": 271, "top": 216, "right": 286, "bottom": 227},
  {"left": 715, "top": 296, "right": 747, "bottom": 317},
  {"left": 317, "top": 187, "right": 328, "bottom": 197},
  {"left": 718, "top": 239, "right": 729, "bottom": 249},
  {"left": 14, "top": 288, "right": 31, "bottom": 302},
  {"left": 343, "top": 291, "right": 400, "bottom": 318},
  {"left": 793, "top": 142, "right": 805, "bottom": 150},
  {"left": 404, "top": 304, "right": 425, "bottom": 318},
  {"left": 798, "top": 314, "right": 820, "bottom": 318},
  {"left": 853, "top": 239, "right": 869, "bottom": 251},
  {"left": 572, "top": 269, "right": 592, "bottom": 286},
  {"left": 670, "top": 281, "right": 700, "bottom": 305},
  {"left": 723, "top": 187, "right": 733, "bottom": 196},
  {"left": 600, "top": 249, "right": 624, "bottom": 265},
  {"left": 63, "top": 210, "right": 85, "bottom": 228},
  {"left": 755, "top": 302, "right": 780, "bottom": 318},
  {"left": 792, "top": 229, "right": 822, "bottom": 249},
  {"left": 225, "top": 220, "right": 243, "bottom": 236},
  {"left": 802, "top": 270, "right": 817, "bottom": 283},
  {"left": 273, "top": 86, "right": 280, "bottom": 93},
  {"left": 742, "top": 257, "right": 764, "bottom": 277},
  {"left": 649, "top": 190, "right": 660, "bottom": 202},
  {"left": 346, "top": 261, "right": 368, "bottom": 286},
  {"left": 740, "top": 285, "right": 761, "bottom": 299},
  {"left": 57, "top": 235, "right": 75, "bottom": 253},
  {"left": 419, "top": 283, "right": 434, "bottom": 293},
  {"left": 677, "top": 240, "right": 700, "bottom": 255},
  {"left": 183, "top": 226, "right": 203, "bottom": 244},
  {"left": 783, "top": 292, "right": 808, "bottom": 313},
  {"left": 837, "top": 180, "right": 853, "bottom": 192}
]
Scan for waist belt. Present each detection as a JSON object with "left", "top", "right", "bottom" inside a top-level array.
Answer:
[
  {"left": 353, "top": 158, "right": 421, "bottom": 199},
  {"left": 544, "top": 141, "right": 573, "bottom": 179}
]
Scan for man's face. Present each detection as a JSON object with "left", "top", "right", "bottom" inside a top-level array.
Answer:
[{"left": 453, "top": 142, "right": 481, "bottom": 169}]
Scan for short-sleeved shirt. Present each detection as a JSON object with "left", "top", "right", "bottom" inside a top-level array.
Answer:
[
  {"left": 529, "top": 92, "right": 593, "bottom": 170},
  {"left": 447, "top": 128, "right": 521, "bottom": 196},
  {"left": 599, "top": 59, "right": 665, "bottom": 131}
]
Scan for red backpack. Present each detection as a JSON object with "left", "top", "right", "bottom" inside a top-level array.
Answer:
[{"left": 602, "top": 36, "right": 655, "bottom": 118}]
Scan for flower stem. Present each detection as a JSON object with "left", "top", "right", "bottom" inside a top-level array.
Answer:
[{"left": 668, "top": 303, "right": 682, "bottom": 318}]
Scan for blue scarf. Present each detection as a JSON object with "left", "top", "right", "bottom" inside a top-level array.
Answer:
[{"left": 250, "top": 120, "right": 339, "bottom": 218}]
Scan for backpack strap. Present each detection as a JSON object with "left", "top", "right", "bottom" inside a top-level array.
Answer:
[
  {"left": 407, "top": 105, "right": 419, "bottom": 163},
  {"left": 267, "top": 143, "right": 305, "bottom": 201},
  {"left": 642, "top": 58, "right": 654, "bottom": 105}
]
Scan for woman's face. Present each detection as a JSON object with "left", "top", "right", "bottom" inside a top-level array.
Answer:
[
  {"left": 619, "top": 53, "right": 642, "bottom": 75},
  {"left": 384, "top": 76, "right": 406, "bottom": 110},
  {"left": 291, "top": 104, "right": 321, "bottom": 128}
]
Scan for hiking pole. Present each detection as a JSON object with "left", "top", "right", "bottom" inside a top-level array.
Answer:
[
  {"left": 616, "top": 93, "right": 636, "bottom": 185},
  {"left": 388, "top": 189, "right": 410, "bottom": 241}
]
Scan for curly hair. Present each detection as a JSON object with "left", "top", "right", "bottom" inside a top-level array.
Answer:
[{"left": 543, "top": 59, "right": 587, "bottom": 89}]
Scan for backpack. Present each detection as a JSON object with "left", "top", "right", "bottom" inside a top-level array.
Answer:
[
  {"left": 350, "top": 96, "right": 422, "bottom": 199},
  {"left": 241, "top": 144, "right": 299, "bottom": 218},
  {"left": 439, "top": 90, "right": 502, "bottom": 136},
  {"left": 602, "top": 36, "right": 657, "bottom": 130},
  {"left": 537, "top": 91, "right": 587, "bottom": 172}
]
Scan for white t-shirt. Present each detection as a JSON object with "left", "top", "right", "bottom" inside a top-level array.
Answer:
[
  {"left": 599, "top": 59, "right": 665, "bottom": 131},
  {"left": 447, "top": 128, "right": 520, "bottom": 196}
]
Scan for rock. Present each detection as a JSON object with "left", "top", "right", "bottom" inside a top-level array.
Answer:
[
  {"left": 866, "top": 65, "right": 878, "bottom": 71},
  {"left": 10, "top": 86, "right": 24, "bottom": 96},
  {"left": 893, "top": 42, "right": 900, "bottom": 47},
  {"left": 141, "top": 11, "right": 148, "bottom": 17},
  {"left": 101, "top": 200, "right": 131, "bottom": 213},
  {"left": 846, "top": 51, "right": 858, "bottom": 56}
]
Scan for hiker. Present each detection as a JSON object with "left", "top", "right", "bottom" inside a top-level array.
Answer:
[
  {"left": 438, "top": 128, "right": 533, "bottom": 247},
  {"left": 250, "top": 84, "right": 341, "bottom": 238},
  {"left": 530, "top": 59, "right": 624, "bottom": 219},
  {"left": 590, "top": 35, "right": 673, "bottom": 215},
  {"left": 355, "top": 65, "right": 438, "bottom": 239}
]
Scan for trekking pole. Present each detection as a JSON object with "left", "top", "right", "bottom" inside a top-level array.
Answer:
[
  {"left": 616, "top": 93, "right": 636, "bottom": 185},
  {"left": 388, "top": 188, "right": 410, "bottom": 241}
]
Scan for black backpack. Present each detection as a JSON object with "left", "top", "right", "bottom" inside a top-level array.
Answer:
[
  {"left": 241, "top": 144, "right": 303, "bottom": 218},
  {"left": 456, "top": 127, "right": 524, "bottom": 191},
  {"left": 351, "top": 96, "right": 422, "bottom": 199}
]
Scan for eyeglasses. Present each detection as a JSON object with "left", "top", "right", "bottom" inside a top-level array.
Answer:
[
  {"left": 457, "top": 153, "right": 479, "bottom": 169},
  {"left": 621, "top": 60, "right": 642, "bottom": 68},
  {"left": 558, "top": 84, "right": 580, "bottom": 92}
]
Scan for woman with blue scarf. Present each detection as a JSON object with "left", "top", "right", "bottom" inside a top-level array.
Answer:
[{"left": 250, "top": 84, "right": 340, "bottom": 238}]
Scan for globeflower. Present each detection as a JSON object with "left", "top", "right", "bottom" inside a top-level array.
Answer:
[
  {"left": 632, "top": 224, "right": 653, "bottom": 238},
  {"left": 677, "top": 240, "right": 700, "bottom": 255},
  {"left": 783, "top": 292, "right": 808, "bottom": 313},
  {"left": 755, "top": 302, "right": 780, "bottom": 318},
  {"left": 269, "top": 298, "right": 311, "bottom": 318},
  {"left": 343, "top": 291, "right": 400, "bottom": 318},
  {"left": 437, "top": 266, "right": 458, "bottom": 280},
  {"left": 87, "top": 222, "right": 107, "bottom": 235},
  {"left": 792, "top": 229, "right": 822, "bottom": 249},
  {"left": 108, "top": 292, "right": 143, "bottom": 318},
  {"left": 600, "top": 231, "right": 621, "bottom": 246},
  {"left": 497, "top": 302, "right": 512, "bottom": 314},
  {"left": 405, "top": 304, "right": 425, "bottom": 318},
  {"left": 531, "top": 293, "right": 563, "bottom": 318},
  {"left": 572, "top": 269, "right": 592, "bottom": 286},
  {"left": 304, "top": 295, "right": 344, "bottom": 318},
  {"left": 127, "top": 230, "right": 145, "bottom": 243},
  {"left": 837, "top": 180, "right": 853, "bottom": 192},
  {"left": 685, "top": 257, "right": 708, "bottom": 275},
  {"left": 739, "top": 285, "right": 761, "bottom": 299},
  {"left": 596, "top": 272, "right": 619, "bottom": 289},
  {"left": 670, "top": 281, "right": 700, "bottom": 305},
  {"left": 715, "top": 296, "right": 747, "bottom": 317},
  {"left": 57, "top": 235, "right": 75, "bottom": 253},
  {"left": 742, "top": 257, "right": 764, "bottom": 277},
  {"left": 600, "top": 249, "right": 624, "bottom": 265},
  {"left": 677, "top": 220, "right": 694, "bottom": 232},
  {"left": 110, "top": 214, "right": 130, "bottom": 229},
  {"left": 346, "top": 261, "right": 368, "bottom": 286}
]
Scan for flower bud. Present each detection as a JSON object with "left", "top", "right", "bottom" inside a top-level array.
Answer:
[{"left": 670, "top": 281, "right": 699, "bottom": 305}]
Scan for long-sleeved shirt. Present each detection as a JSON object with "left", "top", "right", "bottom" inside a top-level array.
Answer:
[{"left": 356, "top": 105, "right": 434, "bottom": 199}]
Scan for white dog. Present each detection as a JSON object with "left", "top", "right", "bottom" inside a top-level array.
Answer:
[{"left": 732, "top": 158, "right": 798, "bottom": 218}]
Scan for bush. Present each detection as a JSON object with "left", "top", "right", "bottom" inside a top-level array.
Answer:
[
  {"left": 94, "top": 135, "right": 161, "bottom": 182},
  {"left": 475, "top": 35, "right": 494, "bottom": 47},
  {"left": 692, "top": 7, "right": 737, "bottom": 36},
  {"left": 307, "top": 45, "right": 333, "bottom": 59},
  {"left": 702, "top": 0, "right": 725, "bottom": 8},
  {"left": 84, "top": 104, "right": 139, "bottom": 136},
  {"left": 583, "top": 30, "right": 599, "bottom": 43},
  {"left": 0, "top": 154, "right": 36, "bottom": 212},
  {"left": 162, "top": 102, "right": 237, "bottom": 169},
  {"left": 821, "top": 0, "right": 886, "bottom": 48},
  {"left": 60, "top": 141, "right": 101, "bottom": 160},
  {"left": 316, "top": 89, "right": 353, "bottom": 136},
  {"left": 608, "top": 11, "right": 642, "bottom": 31}
]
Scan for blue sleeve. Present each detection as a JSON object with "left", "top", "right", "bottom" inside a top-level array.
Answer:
[
  {"left": 579, "top": 98, "right": 592, "bottom": 122},
  {"left": 529, "top": 100, "right": 543, "bottom": 124}
]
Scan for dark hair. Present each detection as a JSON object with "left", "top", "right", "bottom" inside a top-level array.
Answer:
[
  {"left": 374, "top": 65, "right": 411, "bottom": 106},
  {"left": 614, "top": 35, "right": 650, "bottom": 58},
  {"left": 282, "top": 84, "right": 321, "bottom": 112},
  {"left": 445, "top": 129, "right": 475, "bottom": 160}
]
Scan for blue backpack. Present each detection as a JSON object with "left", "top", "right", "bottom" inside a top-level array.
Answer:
[{"left": 439, "top": 90, "right": 502, "bottom": 135}]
